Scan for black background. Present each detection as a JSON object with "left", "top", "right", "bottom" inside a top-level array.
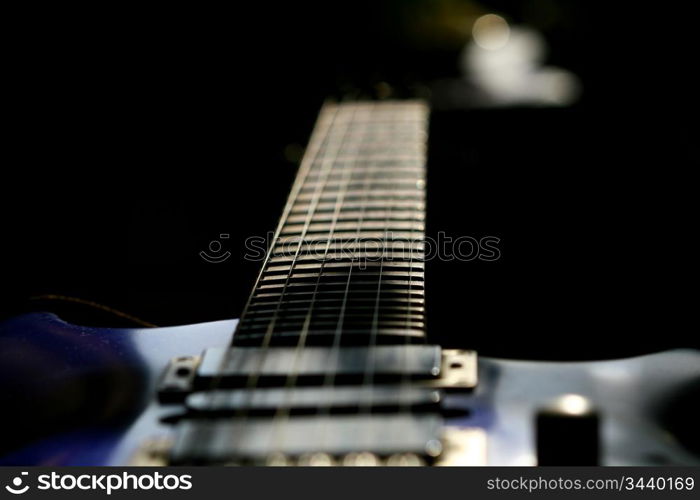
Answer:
[{"left": 2, "top": 1, "right": 696, "bottom": 360}]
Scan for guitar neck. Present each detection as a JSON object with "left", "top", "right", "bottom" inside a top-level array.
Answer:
[{"left": 234, "top": 101, "right": 429, "bottom": 347}]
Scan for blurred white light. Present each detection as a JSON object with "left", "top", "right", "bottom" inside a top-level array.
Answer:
[
  {"left": 472, "top": 14, "right": 510, "bottom": 50},
  {"left": 461, "top": 25, "right": 581, "bottom": 106},
  {"left": 559, "top": 394, "right": 592, "bottom": 416}
]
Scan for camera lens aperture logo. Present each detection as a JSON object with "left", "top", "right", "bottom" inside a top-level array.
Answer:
[
  {"left": 200, "top": 233, "right": 231, "bottom": 263},
  {"left": 5, "top": 472, "right": 29, "bottom": 495}
]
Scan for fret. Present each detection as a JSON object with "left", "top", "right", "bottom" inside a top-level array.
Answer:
[
  {"left": 316, "top": 126, "right": 425, "bottom": 137},
  {"left": 274, "top": 237, "right": 423, "bottom": 250},
  {"left": 289, "top": 202, "right": 424, "bottom": 215},
  {"left": 261, "top": 267, "right": 425, "bottom": 277},
  {"left": 272, "top": 244, "right": 422, "bottom": 260},
  {"left": 314, "top": 146, "right": 426, "bottom": 158},
  {"left": 280, "top": 226, "right": 423, "bottom": 239},
  {"left": 257, "top": 280, "right": 425, "bottom": 292},
  {"left": 248, "top": 294, "right": 424, "bottom": 304},
  {"left": 259, "top": 271, "right": 425, "bottom": 285},
  {"left": 268, "top": 255, "right": 424, "bottom": 266},
  {"left": 262, "top": 272, "right": 424, "bottom": 283},
  {"left": 282, "top": 220, "right": 424, "bottom": 231},
  {"left": 291, "top": 197, "right": 424, "bottom": 208},
  {"left": 240, "top": 314, "right": 425, "bottom": 325},
  {"left": 253, "top": 289, "right": 425, "bottom": 300},
  {"left": 319, "top": 112, "right": 424, "bottom": 124},
  {"left": 270, "top": 241, "right": 424, "bottom": 255},
  {"left": 319, "top": 117, "right": 425, "bottom": 128},
  {"left": 269, "top": 253, "right": 424, "bottom": 264},
  {"left": 308, "top": 157, "right": 424, "bottom": 166},
  {"left": 311, "top": 135, "right": 425, "bottom": 147},
  {"left": 261, "top": 271, "right": 423, "bottom": 282},
  {"left": 303, "top": 172, "right": 423, "bottom": 181},
  {"left": 240, "top": 319, "right": 425, "bottom": 331},
  {"left": 237, "top": 322, "right": 425, "bottom": 333},
  {"left": 311, "top": 134, "right": 426, "bottom": 147},
  {"left": 311, "top": 155, "right": 424, "bottom": 165},
  {"left": 245, "top": 304, "right": 424, "bottom": 316},
  {"left": 268, "top": 253, "right": 424, "bottom": 266},
  {"left": 237, "top": 323, "right": 426, "bottom": 335},
  {"left": 317, "top": 140, "right": 425, "bottom": 150},
  {"left": 281, "top": 220, "right": 424, "bottom": 233},
  {"left": 318, "top": 110, "right": 425, "bottom": 123},
  {"left": 268, "top": 255, "right": 423, "bottom": 266},
  {"left": 298, "top": 180, "right": 422, "bottom": 193},
  {"left": 241, "top": 316, "right": 424, "bottom": 328},
  {"left": 306, "top": 162, "right": 424, "bottom": 174},
  {"left": 285, "top": 211, "right": 424, "bottom": 224},
  {"left": 240, "top": 316, "right": 424, "bottom": 327},
  {"left": 265, "top": 261, "right": 425, "bottom": 273},
  {"left": 295, "top": 190, "right": 424, "bottom": 202},
  {"left": 319, "top": 108, "right": 425, "bottom": 119},
  {"left": 323, "top": 115, "right": 425, "bottom": 124},
  {"left": 304, "top": 174, "right": 423, "bottom": 186},
  {"left": 247, "top": 302, "right": 425, "bottom": 314},
  {"left": 305, "top": 167, "right": 422, "bottom": 181}
]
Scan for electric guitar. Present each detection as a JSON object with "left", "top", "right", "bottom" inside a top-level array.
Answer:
[{"left": 1, "top": 101, "right": 699, "bottom": 466}]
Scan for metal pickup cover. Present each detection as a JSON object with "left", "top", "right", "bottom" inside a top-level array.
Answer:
[
  {"left": 158, "top": 348, "right": 476, "bottom": 400},
  {"left": 170, "top": 414, "right": 443, "bottom": 464},
  {"left": 196, "top": 345, "right": 442, "bottom": 386},
  {"left": 186, "top": 386, "right": 442, "bottom": 414}
]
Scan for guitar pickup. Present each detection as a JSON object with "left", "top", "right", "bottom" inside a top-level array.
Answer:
[
  {"left": 158, "top": 347, "right": 476, "bottom": 401},
  {"left": 197, "top": 345, "right": 440, "bottom": 384},
  {"left": 169, "top": 414, "right": 444, "bottom": 465},
  {"left": 185, "top": 386, "right": 442, "bottom": 415}
]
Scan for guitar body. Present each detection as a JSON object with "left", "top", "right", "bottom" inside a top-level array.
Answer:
[
  {"left": 2, "top": 312, "right": 698, "bottom": 466},
  {"left": 0, "top": 313, "right": 232, "bottom": 466}
]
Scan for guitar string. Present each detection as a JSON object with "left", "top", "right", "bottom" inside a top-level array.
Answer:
[
  {"left": 306, "top": 102, "right": 426, "bottom": 460},
  {"left": 385, "top": 102, "right": 429, "bottom": 460},
  {"left": 232, "top": 103, "right": 341, "bottom": 415},
  {"left": 195, "top": 103, "right": 342, "bottom": 460},
  {"left": 358, "top": 103, "right": 404, "bottom": 455},
  {"left": 190, "top": 102, "right": 427, "bottom": 462},
  {"left": 314, "top": 101, "right": 386, "bottom": 457},
  {"left": 266, "top": 102, "right": 360, "bottom": 460}
]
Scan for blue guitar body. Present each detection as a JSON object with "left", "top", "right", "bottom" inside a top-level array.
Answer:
[
  {"left": 2, "top": 312, "right": 699, "bottom": 466},
  {"left": 0, "top": 313, "right": 233, "bottom": 466}
]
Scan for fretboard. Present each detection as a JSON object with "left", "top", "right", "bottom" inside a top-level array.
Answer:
[{"left": 234, "top": 101, "right": 428, "bottom": 346}]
